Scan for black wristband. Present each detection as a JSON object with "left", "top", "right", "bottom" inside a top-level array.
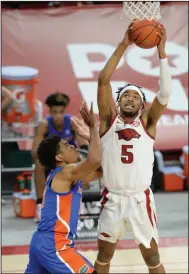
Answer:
[{"left": 36, "top": 198, "right": 42, "bottom": 205}]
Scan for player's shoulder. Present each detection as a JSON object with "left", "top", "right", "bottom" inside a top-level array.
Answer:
[
  {"left": 40, "top": 118, "right": 48, "bottom": 125},
  {"left": 45, "top": 115, "right": 52, "bottom": 122},
  {"left": 64, "top": 114, "right": 73, "bottom": 127},
  {"left": 64, "top": 113, "right": 72, "bottom": 119},
  {"left": 54, "top": 164, "right": 81, "bottom": 187},
  {"left": 37, "top": 119, "right": 48, "bottom": 132},
  {"left": 57, "top": 163, "right": 77, "bottom": 179}
]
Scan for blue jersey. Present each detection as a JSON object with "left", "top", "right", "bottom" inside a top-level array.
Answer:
[
  {"left": 25, "top": 167, "right": 94, "bottom": 273},
  {"left": 46, "top": 114, "right": 77, "bottom": 147},
  {"left": 37, "top": 167, "right": 82, "bottom": 249}
]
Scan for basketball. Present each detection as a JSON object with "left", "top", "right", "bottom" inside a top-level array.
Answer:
[{"left": 130, "top": 19, "right": 162, "bottom": 49}]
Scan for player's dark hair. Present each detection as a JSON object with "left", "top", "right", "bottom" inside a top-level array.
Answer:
[
  {"left": 45, "top": 92, "right": 70, "bottom": 108},
  {"left": 37, "top": 135, "right": 61, "bottom": 169},
  {"left": 116, "top": 83, "right": 146, "bottom": 109}
]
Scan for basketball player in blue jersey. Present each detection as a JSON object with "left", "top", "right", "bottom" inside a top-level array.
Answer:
[
  {"left": 25, "top": 103, "right": 101, "bottom": 274},
  {"left": 32, "top": 92, "right": 88, "bottom": 222}
]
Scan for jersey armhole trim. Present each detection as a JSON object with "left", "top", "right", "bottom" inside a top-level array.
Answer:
[
  {"left": 100, "top": 112, "right": 118, "bottom": 138},
  {"left": 140, "top": 115, "right": 155, "bottom": 141},
  {"left": 46, "top": 115, "right": 52, "bottom": 132}
]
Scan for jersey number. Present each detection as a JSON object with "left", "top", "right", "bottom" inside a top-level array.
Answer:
[{"left": 121, "top": 145, "right": 133, "bottom": 164}]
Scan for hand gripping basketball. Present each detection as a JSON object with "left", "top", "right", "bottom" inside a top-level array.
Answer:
[{"left": 129, "top": 19, "right": 164, "bottom": 49}]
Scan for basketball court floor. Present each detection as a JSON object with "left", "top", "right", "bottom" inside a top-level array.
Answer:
[{"left": 2, "top": 192, "right": 188, "bottom": 273}]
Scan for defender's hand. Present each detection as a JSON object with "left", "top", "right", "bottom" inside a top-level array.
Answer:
[
  {"left": 80, "top": 102, "right": 98, "bottom": 128},
  {"left": 71, "top": 116, "right": 90, "bottom": 141}
]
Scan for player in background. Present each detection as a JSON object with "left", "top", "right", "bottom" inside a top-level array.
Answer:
[
  {"left": 25, "top": 103, "right": 101, "bottom": 274},
  {"left": 32, "top": 92, "right": 88, "bottom": 222},
  {"left": 73, "top": 24, "right": 171, "bottom": 274}
]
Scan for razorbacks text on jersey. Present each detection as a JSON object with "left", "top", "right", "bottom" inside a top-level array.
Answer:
[
  {"left": 100, "top": 113, "right": 155, "bottom": 192},
  {"left": 46, "top": 114, "right": 76, "bottom": 147}
]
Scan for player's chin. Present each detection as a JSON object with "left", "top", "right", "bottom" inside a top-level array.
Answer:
[
  {"left": 69, "top": 151, "right": 79, "bottom": 163},
  {"left": 122, "top": 109, "right": 137, "bottom": 117},
  {"left": 76, "top": 151, "right": 81, "bottom": 162}
]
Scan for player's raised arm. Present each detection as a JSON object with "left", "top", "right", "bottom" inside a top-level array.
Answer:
[
  {"left": 98, "top": 25, "right": 133, "bottom": 134},
  {"left": 71, "top": 103, "right": 103, "bottom": 184},
  {"left": 143, "top": 26, "right": 172, "bottom": 125},
  {"left": 64, "top": 103, "right": 102, "bottom": 182},
  {"left": 82, "top": 166, "right": 103, "bottom": 184}
]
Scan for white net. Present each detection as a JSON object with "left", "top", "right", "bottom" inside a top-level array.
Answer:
[{"left": 122, "top": 1, "right": 161, "bottom": 21}]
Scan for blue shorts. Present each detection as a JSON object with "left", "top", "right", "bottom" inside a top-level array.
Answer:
[{"left": 25, "top": 231, "right": 94, "bottom": 273}]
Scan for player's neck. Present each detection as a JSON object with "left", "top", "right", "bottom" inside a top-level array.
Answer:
[
  {"left": 54, "top": 124, "right": 64, "bottom": 132},
  {"left": 56, "top": 161, "right": 65, "bottom": 168},
  {"left": 53, "top": 118, "right": 64, "bottom": 132},
  {"left": 119, "top": 112, "right": 138, "bottom": 124}
]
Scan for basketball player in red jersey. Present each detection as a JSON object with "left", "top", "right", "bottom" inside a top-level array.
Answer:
[
  {"left": 73, "top": 24, "right": 171, "bottom": 273},
  {"left": 25, "top": 103, "right": 101, "bottom": 274}
]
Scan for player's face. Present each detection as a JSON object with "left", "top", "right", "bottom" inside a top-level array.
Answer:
[
  {"left": 57, "top": 140, "right": 80, "bottom": 164},
  {"left": 50, "top": 106, "right": 66, "bottom": 127},
  {"left": 118, "top": 90, "right": 142, "bottom": 117}
]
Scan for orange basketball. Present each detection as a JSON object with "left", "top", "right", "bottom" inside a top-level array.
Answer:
[{"left": 130, "top": 19, "right": 162, "bottom": 49}]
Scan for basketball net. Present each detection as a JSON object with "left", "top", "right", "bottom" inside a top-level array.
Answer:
[{"left": 122, "top": 1, "right": 161, "bottom": 21}]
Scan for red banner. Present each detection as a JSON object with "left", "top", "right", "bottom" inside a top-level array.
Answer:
[{"left": 2, "top": 3, "right": 188, "bottom": 150}]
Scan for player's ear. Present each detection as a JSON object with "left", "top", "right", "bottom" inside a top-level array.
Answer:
[
  {"left": 139, "top": 103, "right": 144, "bottom": 114},
  {"left": 117, "top": 100, "right": 121, "bottom": 107},
  {"left": 55, "top": 153, "right": 63, "bottom": 162}
]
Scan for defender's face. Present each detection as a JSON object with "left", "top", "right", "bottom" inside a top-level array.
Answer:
[
  {"left": 50, "top": 106, "right": 66, "bottom": 127},
  {"left": 56, "top": 140, "right": 80, "bottom": 164},
  {"left": 118, "top": 90, "right": 142, "bottom": 117}
]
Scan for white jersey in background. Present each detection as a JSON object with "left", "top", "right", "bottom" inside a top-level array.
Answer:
[{"left": 101, "top": 113, "right": 155, "bottom": 192}]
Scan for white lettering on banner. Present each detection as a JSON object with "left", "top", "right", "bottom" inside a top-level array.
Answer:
[
  {"left": 78, "top": 79, "right": 188, "bottom": 113},
  {"left": 68, "top": 42, "right": 187, "bottom": 78},
  {"left": 126, "top": 42, "right": 188, "bottom": 77},
  {"left": 67, "top": 44, "right": 124, "bottom": 78},
  {"left": 78, "top": 81, "right": 126, "bottom": 113},
  {"left": 157, "top": 114, "right": 188, "bottom": 126},
  {"left": 159, "top": 79, "right": 188, "bottom": 112}
]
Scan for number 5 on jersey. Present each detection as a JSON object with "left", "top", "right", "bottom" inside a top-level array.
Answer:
[{"left": 121, "top": 145, "right": 133, "bottom": 164}]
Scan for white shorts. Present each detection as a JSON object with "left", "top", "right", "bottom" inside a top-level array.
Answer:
[{"left": 97, "top": 187, "right": 158, "bottom": 248}]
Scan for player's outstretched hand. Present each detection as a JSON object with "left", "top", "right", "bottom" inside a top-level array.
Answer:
[
  {"left": 71, "top": 116, "right": 90, "bottom": 142},
  {"left": 156, "top": 23, "right": 166, "bottom": 51},
  {"left": 80, "top": 101, "right": 98, "bottom": 128},
  {"left": 121, "top": 22, "right": 134, "bottom": 46}
]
